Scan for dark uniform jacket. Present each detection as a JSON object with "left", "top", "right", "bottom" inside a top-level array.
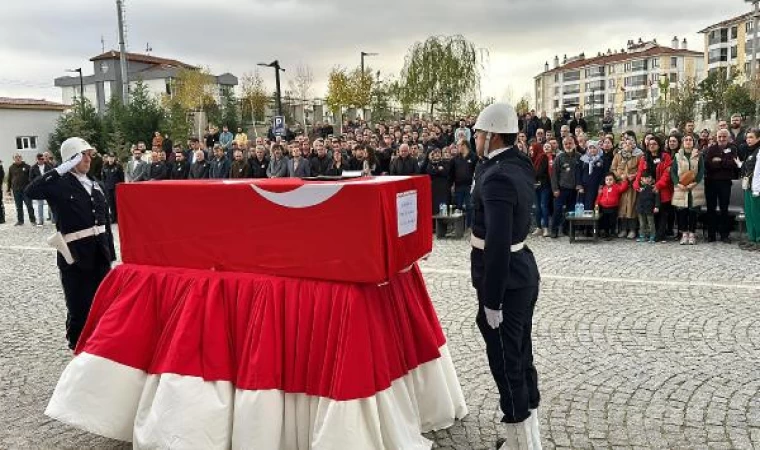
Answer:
[
  {"left": 249, "top": 157, "right": 270, "bottom": 178},
  {"left": 390, "top": 156, "right": 417, "bottom": 175},
  {"left": 7, "top": 162, "right": 32, "bottom": 192},
  {"left": 170, "top": 160, "right": 190, "bottom": 180},
  {"left": 30, "top": 162, "right": 54, "bottom": 182},
  {"left": 189, "top": 160, "right": 210, "bottom": 179},
  {"left": 449, "top": 154, "right": 477, "bottom": 189},
  {"left": 470, "top": 148, "right": 539, "bottom": 310},
  {"left": 101, "top": 163, "right": 125, "bottom": 190},
  {"left": 25, "top": 171, "right": 115, "bottom": 270},
  {"left": 551, "top": 151, "right": 583, "bottom": 191},
  {"left": 230, "top": 160, "right": 252, "bottom": 179}
]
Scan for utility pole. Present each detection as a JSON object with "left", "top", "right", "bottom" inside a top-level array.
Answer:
[
  {"left": 750, "top": 0, "right": 760, "bottom": 121},
  {"left": 116, "top": 0, "right": 129, "bottom": 105},
  {"left": 258, "top": 60, "right": 286, "bottom": 116},
  {"left": 67, "top": 68, "right": 84, "bottom": 106}
]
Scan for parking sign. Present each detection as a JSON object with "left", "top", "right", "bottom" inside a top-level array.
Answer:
[{"left": 273, "top": 116, "right": 285, "bottom": 137}]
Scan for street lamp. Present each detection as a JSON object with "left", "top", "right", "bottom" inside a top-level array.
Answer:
[
  {"left": 67, "top": 68, "right": 84, "bottom": 104},
  {"left": 257, "top": 60, "right": 286, "bottom": 117},
  {"left": 360, "top": 52, "right": 378, "bottom": 76}
]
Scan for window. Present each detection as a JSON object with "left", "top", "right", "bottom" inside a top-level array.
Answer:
[
  {"left": 553, "top": 100, "right": 560, "bottom": 109},
  {"left": 564, "top": 96, "right": 580, "bottom": 107},
  {"left": 563, "top": 70, "right": 581, "bottom": 82},
  {"left": 563, "top": 84, "right": 580, "bottom": 95},
  {"left": 671, "top": 57, "right": 678, "bottom": 68},
  {"left": 585, "top": 81, "right": 605, "bottom": 91},
  {"left": 732, "top": 45, "right": 738, "bottom": 59},
  {"left": 554, "top": 73, "right": 559, "bottom": 82},
  {"left": 710, "top": 28, "right": 730, "bottom": 45},
  {"left": 669, "top": 73, "right": 678, "bottom": 83},
  {"left": 607, "top": 65, "right": 616, "bottom": 75},
  {"left": 709, "top": 47, "right": 729, "bottom": 63},
  {"left": 15, "top": 136, "right": 38, "bottom": 150},
  {"left": 748, "top": 21, "right": 754, "bottom": 33},
  {"left": 732, "top": 26, "right": 738, "bottom": 39},
  {"left": 584, "top": 66, "right": 604, "bottom": 78},
  {"left": 608, "top": 79, "right": 616, "bottom": 89},
  {"left": 630, "top": 59, "right": 648, "bottom": 72},
  {"left": 554, "top": 86, "right": 560, "bottom": 96},
  {"left": 165, "top": 78, "right": 172, "bottom": 96},
  {"left": 608, "top": 94, "right": 615, "bottom": 103},
  {"left": 624, "top": 90, "right": 648, "bottom": 101},
  {"left": 650, "top": 58, "right": 660, "bottom": 68},
  {"left": 624, "top": 74, "right": 648, "bottom": 87}
]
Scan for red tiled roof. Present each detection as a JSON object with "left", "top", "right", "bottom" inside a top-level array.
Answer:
[
  {"left": 698, "top": 12, "right": 753, "bottom": 34},
  {"left": 0, "top": 97, "right": 68, "bottom": 111},
  {"left": 90, "top": 50, "right": 197, "bottom": 69},
  {"left": 536, "top": 45, "right": 703, "bottom": 77}
]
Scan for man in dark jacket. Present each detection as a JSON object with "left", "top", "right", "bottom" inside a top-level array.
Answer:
[
  {"left": 390, "top": 144, "right": 417, "bottom": 176},
  {"left": 249, "top": 146, "right": 269, "bottom": 178},
  {"left": 87, "top": 150, "right": 104, "bottom": 181},
  {"left": 550, "top": 136, "right": 583, "bottom": 238},
  {"left": 209, "top": 144, "right": 231, "bottom": 179},
  {"left": 705, "top": 129, "right": 739, "bottom": 242},
  {"left": 729, "top": 113, "right": 747, "bottom": 148},
  {"left": 229, "top": 150, "right": 251, "bottom": 178},
  {"left": 6, "top": 153, "right": 35, "bottom": 226},
  {"left": 189, "top": 150, "right": 211, "bottom": 179},
  {"left": 569, "top": 111, "right": 588, "bottom": 135},
  {"left": 170, "top": 148, "right": 190, "bottom": 180},
  {"left": 30, "top": 153, "right": 55, "bottom": 226},
  {"left": 101, "top": 153, "right": 124, "bottom": 222},
  {"left": 449, "top": 141, "right": 478, "bottom": 227},
  {"left": 538, "top": 111, "right": 552, "bottom": 136},
  {"left": 310, "top": 141, "right": 331, "bottom": 176},
  {"left": 140, "top": 151, "right": 169, "bottom": 181}
]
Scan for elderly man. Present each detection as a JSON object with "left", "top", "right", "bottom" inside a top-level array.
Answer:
[
  {"left": 705, "top": 128, "right": 739, "bottom": 242},
  {"left": 26, "top": 138, "right": 115, "bottom": 350},
  {"left": 310, "top": 140, "right": 331, "bottom": 176},
  {"left": 267, "top": 145, "right": 288, "bottom": 178},
  {"left": 390, "top": 144, "right": 417, "bottom": 175},
  {"left": 6, "top": 153, "right": 35, "bottom": 226},
  {"left": 189, "top": 150, "right": 210, "bottom": 179},
  {"left": 249, "top": 146, "right": 270, "bottom": 178}
]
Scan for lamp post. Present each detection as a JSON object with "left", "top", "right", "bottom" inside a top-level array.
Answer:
[
  {"left": 257, "top": 60, "right": 286, "bottom": 117},
  {"left": 67, "top": 68, "right": 84, "bottom": 105},
  {"left": 748, "top": 0, "right": 760, "bottom": 120},
  {"left": 360, "top": 51, "right": 378, "bottom": 77}
]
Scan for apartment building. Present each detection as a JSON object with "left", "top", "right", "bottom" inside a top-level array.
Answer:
[
  {"left": 534, "top": 38, "right": 704, "bottom": 126},
  {"left": 699, "top": 11, "right": 759, "bottom": 77}
]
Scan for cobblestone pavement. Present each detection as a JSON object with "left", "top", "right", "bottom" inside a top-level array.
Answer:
[{"left": 1, "top": 205, "right": 759, "bottom": 449}]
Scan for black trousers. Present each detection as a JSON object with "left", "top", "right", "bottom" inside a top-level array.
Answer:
[
  {"left": 476, "top": 285, "right": 540, "bottom": 424},
  {"left": 676, "top": 208, "right": 698, "bottom": 233},
  {"left": 60, "top": 254, "right": 111, "bottom": 350},
  {"left": 13, "top": 190, "right": 35, "bottom": 224},
  {"left": 551, "top": 188, "right": 577, "bottom": 233},
  {"left": 106, "top": 188, "right": 118, "bottom": 222},
  {"left": 599, "top": 207, "right": 618, "bottom": 235},
  {"left": 654, "top": 202, "right": 673, "bottom": 241},
  {"left": 705, "top": 180, "right": 732, "bottom": 239}
]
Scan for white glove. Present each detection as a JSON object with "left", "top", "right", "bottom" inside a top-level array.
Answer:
[
  {"left": 56, "top": 152, "right": 83, "bottom": 175},
  {"left": 484, "top": 306, "right": 503, "bottom": 329},
  {"left": 734, "top": 157, "right": 743, "bottom": 169}
]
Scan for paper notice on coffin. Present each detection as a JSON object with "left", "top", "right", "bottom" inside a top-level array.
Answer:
[{"left": 397, "top": 190, "right": 418, "bottom": 237}]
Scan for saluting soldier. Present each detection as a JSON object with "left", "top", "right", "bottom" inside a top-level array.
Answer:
[
  {"left": 470, "top": 103, "right": 542, "bottom": 449},
  {"left": 25, "top": 137, "right": 116, "bottom": 350}
]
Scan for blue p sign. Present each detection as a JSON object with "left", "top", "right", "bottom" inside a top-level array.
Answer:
[{"left": 273, "top": 116, "right": 285, "bottom": 136}]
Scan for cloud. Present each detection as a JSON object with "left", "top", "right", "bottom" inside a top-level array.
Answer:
[{"left": 0, "top": 0, "right": 750, "bottom": 106}]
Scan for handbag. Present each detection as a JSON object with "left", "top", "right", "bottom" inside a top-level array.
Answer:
[{"left": 679, "top": 170, "right": 695, "bottom": 186}]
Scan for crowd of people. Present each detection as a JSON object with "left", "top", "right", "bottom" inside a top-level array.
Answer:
[{"left": 2, "top": 112, "right": 759, "bottom": 249}]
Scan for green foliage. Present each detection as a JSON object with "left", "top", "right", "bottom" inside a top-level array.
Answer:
[
  {"left": 399, "top": 35, "right": 481, "bottom": 115},
  {"left": 219, "top": 88, "right": 239, "bottom": 131},
  {"left": 515, "top": 96, "right": 530, "bottom": 116},
  {"left": 123, "top": 79, "right": 164, "bottom": 146},
  {"left": 103, "top": 95, "right": 129, "bottom": 160},
  {"left": 699, "top": 67, "right": 737, "bottom": 120},
  {"left": 389, "top": 79, "right": 417, "bottom": 116},
  {"left": 370, "top": 80, "right": 395, "bottom": 122},
  {"left": 48, "top": 97, "right": 103, "bottom": 160},
  {"left": 163, "top": 100, "right": 191, "bottom": 150},
  {"left": 725, "top": 83, "right": 755, "bottom": 119},
  {"left": 325, "top": 67, "right": 352, "bottom": 114},
  {"left": 667, "top": 77, "right": 699, "bottom": 130},
  {"left": 240, "top": 70, "right": 269, "bottom": 123}
]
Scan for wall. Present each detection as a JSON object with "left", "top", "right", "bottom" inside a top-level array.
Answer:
[
  {"left": 61, "top": 84, "right": 98, "bottom": 109},
  {"left": 0, "top": 108, "right": 63, "bottom": 166}
]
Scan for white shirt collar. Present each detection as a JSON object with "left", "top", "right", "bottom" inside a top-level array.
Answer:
[
  {"left": 72, "top": 171, "right": 93, "bottom": 195},
  {"left": 486, "top": 146, "right": 512, "bottom": 159}
]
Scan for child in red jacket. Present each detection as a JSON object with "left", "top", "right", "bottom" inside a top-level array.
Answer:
[{"left": 596, "top": 172, "right": 629, "bottom": 239}]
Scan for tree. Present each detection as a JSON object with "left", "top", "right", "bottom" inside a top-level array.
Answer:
[
  {"left": 399, "top": 35, "right": 482, "bottom": 115},
  {"left": 240, "top": 70, "right": 269, "bottom": 124},
  {"left": 103, "top": 95, "right": 129, "bottom": 160},
  {"left": 123, "top": 79, "right": 164, "bottom": 146},
  {"left": 349, "top": 67, "right": 374, "bottom": 110},
  {"left": 515, "top": 96, "right": 531, "bottom": 116},
  {"left": 287, "top": 64, "right": 314, "bottom": 103},
  {"left": 219, "top": 88, "right": 239, "bottom": 131},
  {"left": 667, "top": 77, "right": 699, "bottom": 130},
  {"left": 699, "top": 67, "right": 737, "bottom": 120},
  {"left": 370, "top": 78, "right": 394, "bottom": 122},
  {"left": 325, "top": 67, "right": 352, "bottom": 119},
  {"left": 389, "top": 79, "right": 417, "bottom": 116},
  {"left": 48, "top": 98, "right": 104, "bottom": 160},
  {"left": 725, "top": 83, "right": 755, "bottom": 118},
  {"left": 171, "top": 68, "right": 217, "bottom": 138},
  {"left": 163, "top": 100, "right": 191, "bottom": 150}
]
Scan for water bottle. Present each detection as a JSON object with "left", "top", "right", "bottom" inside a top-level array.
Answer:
[
  {"left": 575, "top": 201, "right": 584, "bottom": 217},
  {"left": 439, "top": 203, "right": 448, "bottom": 216}
]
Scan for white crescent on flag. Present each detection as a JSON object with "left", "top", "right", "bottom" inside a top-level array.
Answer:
[{"left": 250, "top": 184, "right": 344, "bottom": 208}]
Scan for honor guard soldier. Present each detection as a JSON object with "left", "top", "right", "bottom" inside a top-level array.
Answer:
[
  {"left": 26, "top": 137, "right": 115, "bottom": 350},
  {"left": 470, "top": 103, "right": 542, "bottom": 449}
]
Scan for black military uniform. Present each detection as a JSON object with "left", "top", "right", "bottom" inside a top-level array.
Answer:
[
  {"left": 171, "top": 159, "right": 191, "bottom": 180},
  {"left": 470, "top": 146, "right": 541, "bottom": 425},
  {"left": 25, "top": 170, "right": 115, "bottom": 350},
  {"left": 101, "top": 160, "right": 124, "bottom": 222}
]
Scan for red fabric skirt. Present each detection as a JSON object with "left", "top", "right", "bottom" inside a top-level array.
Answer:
[{"left": 76, "top": 263, "right": 446, "bottom": 401}]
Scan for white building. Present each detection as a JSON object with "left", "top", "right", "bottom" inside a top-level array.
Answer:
[
  {"left": 54, "top": 51, "right": 238, "bottom": 115},
  {"left": 0, "top": 97, "right": 67, "bottom": 165}
]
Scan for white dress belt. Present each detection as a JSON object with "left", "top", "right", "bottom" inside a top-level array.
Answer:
[
  {"left": 63, "top": 225, "right": 107, "bottom": 244},
  {"left": 470, "top": 235, "right": 525, "bottom": 252}
]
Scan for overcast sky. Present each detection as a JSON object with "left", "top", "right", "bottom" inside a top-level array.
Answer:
[{"left": 0, "top": 0, "right": 749, "bottom": 108}]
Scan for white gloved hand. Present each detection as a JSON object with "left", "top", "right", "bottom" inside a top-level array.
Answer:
[
  {"left": 56, "top": 152, "right": 83, "bottom": 175},
  {"left": 484, "top": 306, "right": 503, "bottom": 329}
]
